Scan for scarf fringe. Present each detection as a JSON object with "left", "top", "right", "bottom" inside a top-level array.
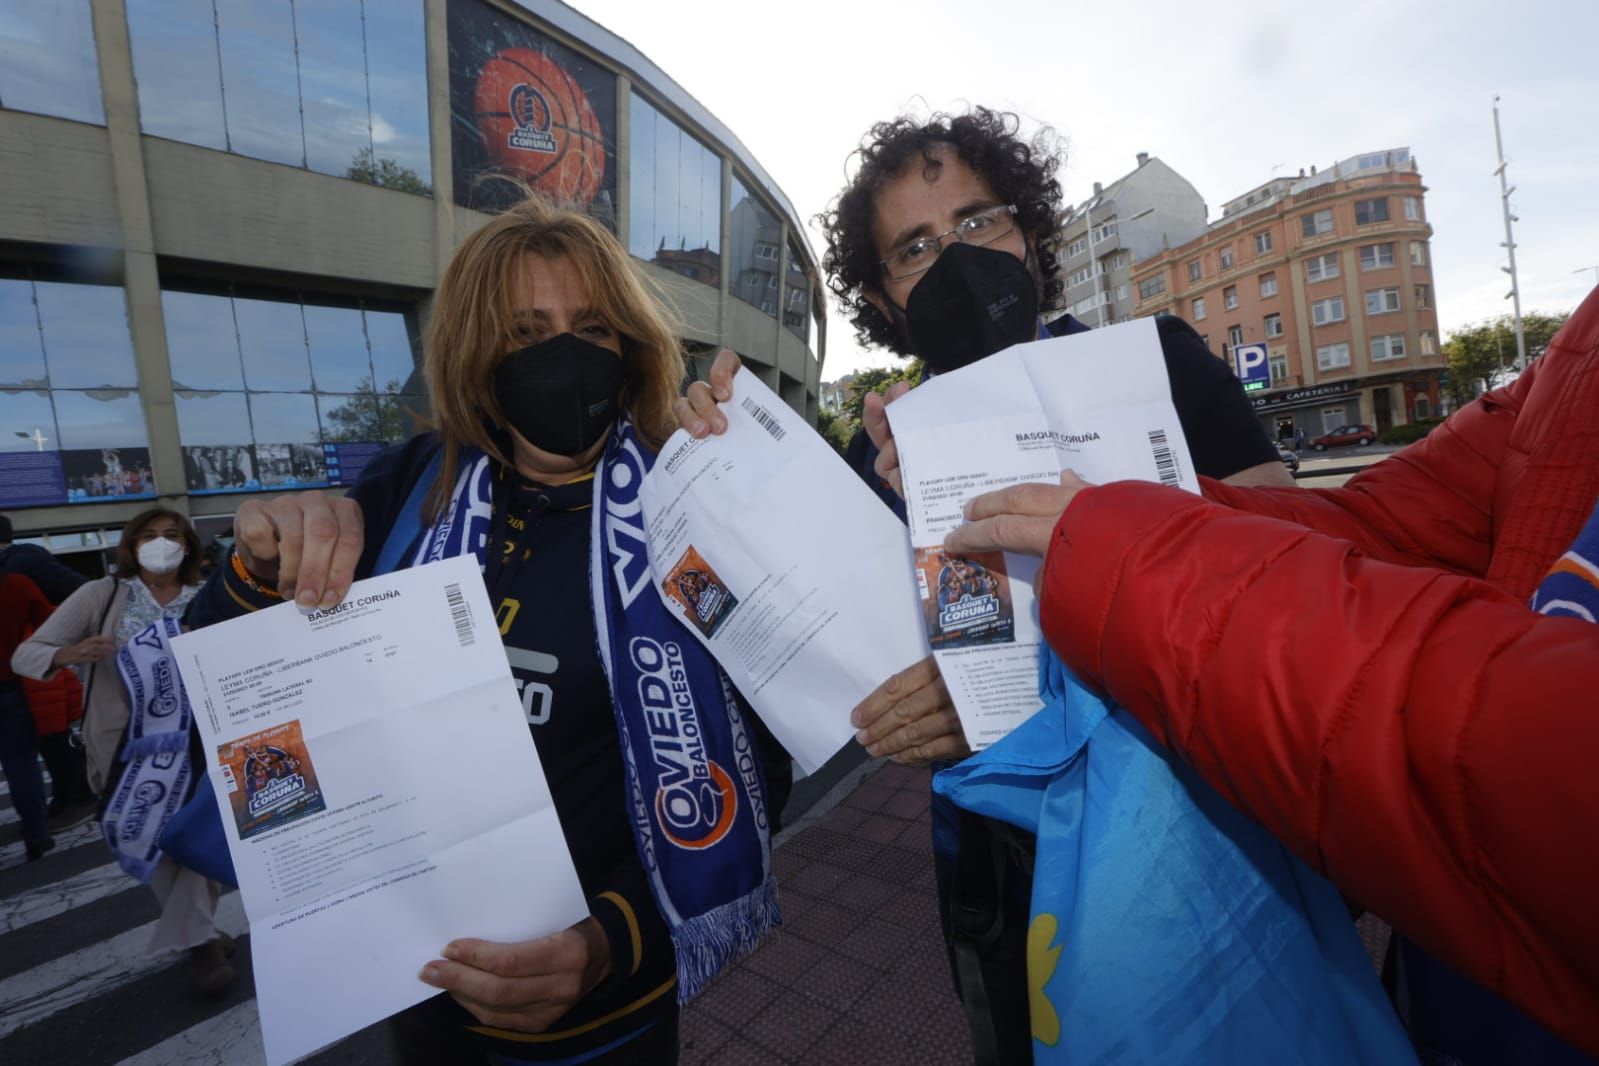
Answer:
[{"left": 673, "top": 874, "right": 782, "bottom": 1003}]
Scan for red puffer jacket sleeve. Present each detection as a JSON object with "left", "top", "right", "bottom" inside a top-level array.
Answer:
[
  {"left": 22, "top": 668, "right": 86, "bottom": 735},
  {"left": 1037, "top": 482, "right": 1599, "bottom": 1055}
]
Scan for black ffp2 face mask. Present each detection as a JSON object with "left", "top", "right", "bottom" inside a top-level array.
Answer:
[
  {"left": 493, "top": 333, "right": 626, "bottom": 458},
  {"left": 894, "top": 241, "right": 1040, "bottom": 374}
]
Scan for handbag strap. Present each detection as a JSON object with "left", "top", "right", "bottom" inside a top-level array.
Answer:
[{"left": 79, "top": 577, "right": 122, "bottom": 712}]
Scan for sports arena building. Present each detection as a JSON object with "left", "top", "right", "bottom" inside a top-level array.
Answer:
[{"left": 0, "top": 0, "right": 824, "bottom": 572}]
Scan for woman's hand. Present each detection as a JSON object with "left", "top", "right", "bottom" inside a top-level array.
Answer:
[
  {"left": 851, "top": 655, "right": 970, "bottom": 765},
  {"left": 943, "top": 472, "right": 1095, "bottom": 559},
  {"left": 862, "top": 381, "right": 913, "bottom": 499},
  {"left": 233, "top": 491, "right": 364, "bottom": 609},
  {"left": 419, "top": 917, "right": 612, "bottom": 1033},
  {"left": 51, "top": 635, "right": 118, "bottom": 668},
  {"left": 672, "top": 349, "right": 741, "bottom": 437}
]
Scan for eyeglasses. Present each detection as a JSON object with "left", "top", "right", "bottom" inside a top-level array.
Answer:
[{"left": 879, "top": 204, "right": 1018, "bottom": 281}]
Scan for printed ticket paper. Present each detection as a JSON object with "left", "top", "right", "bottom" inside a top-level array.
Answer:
[
  {"left": 170, "top": 554, "right": 587, "bottom": 1066},
  {"left": 886, "top": 318, "right": 1201, "bottom": 748},
  {"left": 639, "top": 369, "right": 929, "bottom": 775}
]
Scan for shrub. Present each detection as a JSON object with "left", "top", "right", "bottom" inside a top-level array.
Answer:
[{"left": 1379, "top": 417, "right": 1444, "bottom": 445}]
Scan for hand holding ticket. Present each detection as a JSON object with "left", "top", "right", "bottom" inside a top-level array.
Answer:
[
  {"left": 887, "top": 318, "right": 1199, "bottom": 749},
  {"left": 171, "top": 555, "right": 587, "bottom": 1065}
]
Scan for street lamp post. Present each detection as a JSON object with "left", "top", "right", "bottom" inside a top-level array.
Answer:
[{"left": 1492, "top": 95, "right": 1528, "bottom": 371}]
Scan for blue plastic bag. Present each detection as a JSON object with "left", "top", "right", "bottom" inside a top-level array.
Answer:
[
  {"left": 158, "top": 772, "right": 238, "bottom": 887},
  {"left": 934, "top": 650, "right": 1416, "bottom": 1064}
]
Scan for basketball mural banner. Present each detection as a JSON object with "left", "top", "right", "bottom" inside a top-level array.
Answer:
[
  {"left": 217, "top": 720, "right": 327, "bottom": 840},
  {"left": 448, "top": 0, "right": 617, "bottom": 218}
]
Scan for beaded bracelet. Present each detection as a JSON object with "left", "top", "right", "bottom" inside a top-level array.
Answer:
[{"left": 230, "top": 548, "right": 283, "bottom": 600}]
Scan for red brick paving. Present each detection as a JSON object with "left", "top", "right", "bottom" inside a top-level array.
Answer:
[{"left": 681, "top": 762, "right": 971, "bottom": 1065}]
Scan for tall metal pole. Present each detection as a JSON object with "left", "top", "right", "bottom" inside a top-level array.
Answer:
[{"left": 1492, "top": 95, "right": 1528, "bottom": 371}]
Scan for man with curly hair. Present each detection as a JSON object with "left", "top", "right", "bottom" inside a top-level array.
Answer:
[{"left": 676, "top": 106, "right": 1289, "bottom": 1062}]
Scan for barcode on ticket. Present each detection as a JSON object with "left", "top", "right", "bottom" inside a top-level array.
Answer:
[
  {"left": 444, "top": 581, "right": 475, "bottom": 647},
  {"left": 741, "top": 396, "right": 787, "bottom": 441},
  {"left": 1148, "top": 429, "right": 1181, "bottom": 487}
]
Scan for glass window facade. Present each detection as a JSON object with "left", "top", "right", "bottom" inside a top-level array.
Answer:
[
  {"left": 729, "top": 177, "right": 781, "bottom": 318},
  {"left": 125, "top": 0, "right": 431, "bottom": 190},
  {"left": 0, "top": 278, "right": 155, "bottom": 507},
  {"left": 0, "top": 0, "right": 105, "bottom": 124},
  {"left": 629, "top": 93, "right": 722, "bottom": 287},
  {"left": 784, "top": 240, "right": 811, "bottom": 343},
  {"left": 165, "top": 289, "right": 421, "bottom": 494}
]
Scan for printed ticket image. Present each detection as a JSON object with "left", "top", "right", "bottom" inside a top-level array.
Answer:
[
  {"left": 217, "top": 720, "right": 327, "bottom": 840},
  {"left": 915, "top": 547, "right": 1016, "bottom": 649},
  {"left": 662, "top": 545, "right": 739, "bottom": 638}
]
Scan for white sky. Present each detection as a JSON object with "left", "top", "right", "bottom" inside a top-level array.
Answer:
[{"left": 578, "top": 0, "right": 1599, "bottom": 380}]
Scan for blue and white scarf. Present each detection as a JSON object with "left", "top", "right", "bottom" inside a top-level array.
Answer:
[
  {"left": 410, "top": 421, "right": 779, "bottom": 1001},
  {"left": 1531, "top": 495, "right": 1599, "bottom": 621},
  {"left": 102, "top": 617, "right": 195, "bottom": 883}
]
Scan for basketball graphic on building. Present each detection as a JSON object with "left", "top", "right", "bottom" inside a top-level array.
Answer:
[{"left": 473, "top": 47, "right": 606, "bottom": 205}]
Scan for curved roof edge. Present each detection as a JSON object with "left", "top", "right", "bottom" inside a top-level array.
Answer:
[{"left": 511, "top": 0, "right": 819, "bottom": 267}]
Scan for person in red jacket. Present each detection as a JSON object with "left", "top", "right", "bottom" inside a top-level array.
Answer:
[
  {"left": 941, "top": 286, "right": 1599, "bottom": 1055},
  {"left": 0, "top": 573, "right": 58, "bottom": 858}
]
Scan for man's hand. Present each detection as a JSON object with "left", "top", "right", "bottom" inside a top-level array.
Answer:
[
  {"left": 52, "top": 635, "right": 117, "bottom": 667},
  {"left": 862, "top": 381, "right": 913, "bottom": 499},
  {"left": 943, "top": 472, "right": 1094, "bottom": 558},
  {"left": 672, "top": 349, "right": 741, "bottom": 437},
  {"left": 851, "top": 655, "right": 969, "bottom": 765},
  {"left": 233, "top": 491, "right": 364, "bottom": 610},
  {"left": 419, "top": 918, "right": 611, "bottom": 1034}
]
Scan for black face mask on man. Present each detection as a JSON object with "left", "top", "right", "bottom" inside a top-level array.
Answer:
[
  {"left": 493, "top": 333, "right": 625, "bottom": 457},
  {"left": 891, "top": 241, "right": 1040, "bottom": 375}
]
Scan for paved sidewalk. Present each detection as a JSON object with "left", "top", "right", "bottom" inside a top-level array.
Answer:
[{"left": 681, "top": 761, "right": 971, "bottom": 1064}]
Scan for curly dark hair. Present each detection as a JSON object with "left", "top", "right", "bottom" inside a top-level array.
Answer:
[{"left": 818, "top": 107, "right": 1065, "bottom": 356}]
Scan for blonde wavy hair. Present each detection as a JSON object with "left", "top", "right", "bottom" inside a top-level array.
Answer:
[{"left": 423, "top": 193, "right": 685, "bottom": 520}]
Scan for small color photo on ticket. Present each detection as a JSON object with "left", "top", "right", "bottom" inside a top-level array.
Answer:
[
  {"left": 216, "top": 720, "right": 327, "bottom": 840},
  {"left": 662, "top": 545, "right": 739, "bottom": 638},
  {"left": 914, "top": 547, "right": 1016, "bottom": 649}
]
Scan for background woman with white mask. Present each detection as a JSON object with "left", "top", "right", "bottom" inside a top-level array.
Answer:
[{"left": 12, "top": 507, "right": 235, "bottom": 994}]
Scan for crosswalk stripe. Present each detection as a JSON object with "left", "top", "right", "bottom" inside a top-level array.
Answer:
[
  {"left": 0, "top": 820, "right": 103, "bottom": 872},
  {"left": 0, "top": 892, "right": 247, "bottom": 1039},
  {"left": 114, "top": 999, "right": 265, "bottom": 1066},
  {"left": 2, "top": 862, "right": 134, "bottom": 935}
]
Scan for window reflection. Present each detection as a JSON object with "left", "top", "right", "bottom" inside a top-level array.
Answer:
[
  {"left": 0, "top": 0, "right": 105, "bottom": 125},
  {"left": 163, "top": 291, "right": 244, "bottom": 390},
  {"left": 51, "top": 389, "right": 149, "bottom": 448},
  {"left": 126, "top": 0, "right": 228, "bottom": 150},
  {"left": 365, "top": 311, "right": 418, "bottom": 393},
  {"left": 33, "top": 282, "right": 138, "bottom": 389},
  {"left": 249, "top": 393, "right": 326, "bottom": 486},
  {"left": 234, "top": 297, "right": 311, "bottom": 391},
  {"left": 629, "top": 93, "right": 722, "bottom": 287},
  {"left": 316, "top": 393, "right": 379, "bottom": 442},
  {"left": 363, "top": 0, "right": 431, "bottom": 185},
  {"left": 784, "top": 240, "right": 811, "bottom": 343},
  {"left": 0, "top": 389, "right": 57, "bottom": 452},
  {"left": 125, "top": 0, "right": 430, "bottom": 191},
  {"left": 294, "top": 0, "right": 371, "bottom": 177},
  {"left": 215, "top": 0, "right": 305, "bottom": 166},
  {"left": 729, "top": 177, "right": 780, "bottom": 318},
  {"left": 0, "top": 280, "right": 48, "bottom": 387},
  {"left": 175, "top": 390, "right": 253, "bottom": 446},
  {"left": 304, "top": 304, "right": 372, "bottom": 392},
  {"left": 249, "top": 392, "right": 319, "bottom": 443}
]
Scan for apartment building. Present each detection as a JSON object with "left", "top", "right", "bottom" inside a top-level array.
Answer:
[{"left": 1131, "top": 148, "right": 1442, "bottom": 442}]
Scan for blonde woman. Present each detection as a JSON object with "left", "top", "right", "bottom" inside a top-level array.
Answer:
[{"left": 184, "top": 195, "right": 788, "bottom": 1064}]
